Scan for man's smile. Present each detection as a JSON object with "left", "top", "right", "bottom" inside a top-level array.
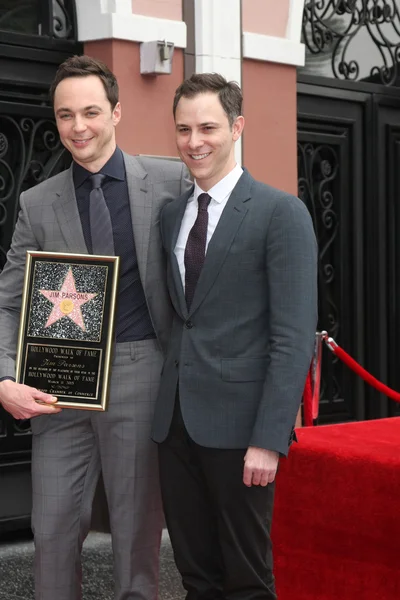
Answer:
[
  {"left": 189, "top": 152, "right": 211, "bottom": 161},
  {"left": 71, "top": 138, "right": 93, "bottom": 146}
]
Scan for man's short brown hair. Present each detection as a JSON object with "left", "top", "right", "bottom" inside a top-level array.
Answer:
[
  {"left": 173, "top": 73, "right": 242, "bottom": 127},
  {"left": 49, "top": 55, "right": 119, "bottom": 108}
]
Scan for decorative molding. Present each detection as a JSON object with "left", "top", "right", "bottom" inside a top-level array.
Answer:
[
  {"left": 194, "top": 0, "right": 241, "bottom": 84},
  {"left": 75, "top": 0, "right": 186, "bottom": 47},
  {"left": 242, "top": 0, "right": 305, "bottom": 67},
  {"left": 193, "top": 0, "right": 242, "bottom": 164},
  {"left": 194, "top": 0, "right": 241, "bottom": 61},
  {"left": 242, "top": 32, "right": 305, "bottom": 67},
  {"left": 102, "top": 0, "right": 132, "bottom": 14},
  {"left": 286, "top": 0, "right": 306, "bottom": 43}
]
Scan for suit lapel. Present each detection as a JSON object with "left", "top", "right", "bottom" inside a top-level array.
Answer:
[
  {"left": 167, "top": 189, "right": 193, "bottom": 318},
  {"left": 53, "top": 166, "right": 88, "bottom": 253},
  {"left": 123, "top": 153, "right": 149, "bottom": 284},
  {"left": 188, "top": 170, "right": 252, "bottom": 315},
  {"left": 54, "top": 155, "right": 150, "bottom": 273}
]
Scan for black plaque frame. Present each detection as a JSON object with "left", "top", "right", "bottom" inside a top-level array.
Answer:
[{"left": 15, "top": 251, "right": 119, "bottom": 410}]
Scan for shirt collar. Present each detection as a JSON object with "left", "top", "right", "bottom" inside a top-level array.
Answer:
[
  {"left": 73, "top": 146, "right": 125, "bottom": 189},
  {"left": 193, "top": 163, "right": 243, "bottom": 204}
]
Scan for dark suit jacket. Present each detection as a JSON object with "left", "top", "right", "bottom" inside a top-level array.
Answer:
[{"left": 152, "top": 169, "right": 318, "bottom": 456}]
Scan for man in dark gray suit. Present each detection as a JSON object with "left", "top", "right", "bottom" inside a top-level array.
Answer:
[
  {"left": 0, "top": 56, "right": 188, "bottom": 600},
  {"left": 152, "top": 73, "right": 318, "bottom": 600}
]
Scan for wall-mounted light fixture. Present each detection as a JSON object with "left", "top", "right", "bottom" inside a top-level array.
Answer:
[{"left": 140, "top": 40, "right": 175, "bottom": 75}]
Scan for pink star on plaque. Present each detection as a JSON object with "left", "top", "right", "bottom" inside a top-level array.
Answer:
[{"left": 40, "top": 268, "right": 97, "bottom": 331}]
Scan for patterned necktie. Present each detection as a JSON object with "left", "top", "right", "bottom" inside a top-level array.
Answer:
[
  {"left": 184, "top": 192, "right": 211, "bottom": 309},
  {"left": 89, "top": 173, "right": 115, "bottom": 256}
]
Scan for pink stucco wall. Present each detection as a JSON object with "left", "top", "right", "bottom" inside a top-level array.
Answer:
[
  {"left": 242, "top": 59, "right": 297, "bottom": 195},
  {"left": 84, "top": 40, "right": 184, "bottom": 157},
  {"left": 242, "top": 0, "right": 289, "bottom": 37},
  {"left": 131, "top": 0, "right": 182, "bottom": 21}
]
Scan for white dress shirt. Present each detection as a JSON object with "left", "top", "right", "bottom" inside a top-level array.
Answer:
[{"left": 174, "top": 164, "right": 244, "bottom": 289}]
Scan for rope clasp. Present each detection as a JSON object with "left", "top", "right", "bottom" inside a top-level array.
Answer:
[{"left": 320, "top": 330, "right": 337, "bottom": 353}]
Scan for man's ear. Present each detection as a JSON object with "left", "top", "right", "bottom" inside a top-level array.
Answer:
[
  {"left": 232, "top": 116, "right": 245, "bottom": 141},
  {"left": 112, "top": 102, "right": 122, "bottom": 126}
]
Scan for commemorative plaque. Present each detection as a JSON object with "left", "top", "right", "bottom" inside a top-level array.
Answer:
[{"left": 15, "top": 251, "right": 120, "bottom": 410}]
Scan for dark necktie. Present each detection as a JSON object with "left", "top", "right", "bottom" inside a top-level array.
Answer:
[
  {"left": 184, "top": 193, "right": 211, "bottom": 309},
  {"left": 89, "top": 173, "right": 115, "bottom": 256}
]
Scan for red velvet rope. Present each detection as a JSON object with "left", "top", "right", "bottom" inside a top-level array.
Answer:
[
  {"left": 332, "top": 344, "right": 400, "bottom": 402},
  {"left": 302, "top": 337, "right": 400, "bottom": 427}
]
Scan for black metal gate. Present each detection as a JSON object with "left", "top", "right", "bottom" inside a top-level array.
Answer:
[
  {"left": 0, "top": 0, "right": 81, "bottom": 532},
  {"left": 299, "top": 0, "right": 400, "bottom": 425}
]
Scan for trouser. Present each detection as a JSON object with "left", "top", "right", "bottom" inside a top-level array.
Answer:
[
  {"left": 158, "top": 400, "right": 277, "bottom": 600},
  {"left": 31, "top": 339, "right": 164, "bottom": 600}
]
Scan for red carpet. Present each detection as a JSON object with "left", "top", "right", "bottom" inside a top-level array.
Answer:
[{"left": 272, "top": 418, "right": 400, "bottom": 599}]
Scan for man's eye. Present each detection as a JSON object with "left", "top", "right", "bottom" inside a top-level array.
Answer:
[
  {"left": 87, "top": 112, "right": 98, "bottom": 117},
  {"left": 59, "top": 114, "right": 71, "bottom": 120}
]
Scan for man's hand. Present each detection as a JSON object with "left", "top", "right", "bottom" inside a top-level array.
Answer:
[
  {"left": 0, "top": 380, "right": 61, "bottom": 420},
  {"left": 243, "top": 446, "right": 279, "bottom": 487}
]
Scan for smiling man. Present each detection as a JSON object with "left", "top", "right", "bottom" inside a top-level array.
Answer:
[
  {"left": 0, "top": 55, "right": 189, "bottom": 600},
  {"left": 152, "top": 73, "right": 318, "bottom": 600},
  {"left": 54, "top": 73, "right": 120, "bottom": 171}
]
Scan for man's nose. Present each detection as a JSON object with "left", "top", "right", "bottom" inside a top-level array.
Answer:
[
  {"left": 73, "top": 117, "right": 86, "bottom": 132},
  {"left": 188, "top": 132, "right": 203, "bottom": 150}
]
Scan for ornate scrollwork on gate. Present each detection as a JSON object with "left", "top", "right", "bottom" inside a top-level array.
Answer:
[
  {"left": 0, "top": 115, "right": 68, "bottom": 268},
  {"left": 0, "top": 115, "right": 69, "bottom": 438},
  {"left": 52, "top": 0, "right": 74, "bottom": 39},
  {"left": 302, "top": 0, "right": 400, "bottom": 85},
  {"left": 298, "top": 142, "right": 342, "bottom": 402}
]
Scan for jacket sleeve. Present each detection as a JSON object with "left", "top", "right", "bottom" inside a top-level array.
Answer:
[{"left": 249, "top": 194, "right": 318, "bottom": 456}]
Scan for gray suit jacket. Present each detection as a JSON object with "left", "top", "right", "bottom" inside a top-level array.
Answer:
[
  {"left": 0, "top": 153, "right": 189, "bottom": 380},
  {"left": 152, "top": 169, "right": 318, "bottom": 456}
]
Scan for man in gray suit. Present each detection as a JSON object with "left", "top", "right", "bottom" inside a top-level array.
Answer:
[
  {"left": 152, "top": 73, "right": 318, "bottom": 600},
  {"left": 0, "top": 56, "right": 188, "bottom": 600}
]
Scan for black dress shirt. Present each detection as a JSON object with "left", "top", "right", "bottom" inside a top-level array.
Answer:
[{"left": 73, "top": 147, "right": 155, "bottom": 342}]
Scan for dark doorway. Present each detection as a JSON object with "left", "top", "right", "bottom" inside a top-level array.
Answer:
[
  {"left": 299, "top": 2, "right": 400, "bottom": 424},
  {"left": 0, "top": 0, "right": 82, "bottom": 532}
]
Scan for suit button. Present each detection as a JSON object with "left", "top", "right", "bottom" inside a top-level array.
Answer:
[
  {"left": 185, "top": 320, "right": 193, "bottom": 329},
  {"left": 174, "top": 360, "right": 179, "bottom": 367}
]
